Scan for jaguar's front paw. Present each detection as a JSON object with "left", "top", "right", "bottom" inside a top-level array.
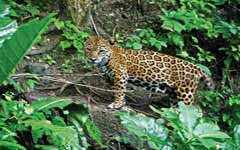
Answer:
[{"left": 108, "top": 101, "right": 126, "bottom": 109}]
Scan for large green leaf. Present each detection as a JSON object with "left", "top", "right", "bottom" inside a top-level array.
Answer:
[
  {"left": 85, "top": 118, "right": 103, "bottom": 147},
  {"left": 193, "top": 123, "right": 219, "bottom": 136},
  {"left": 0, "top": 140, "right": 26, "bottom": 150},
  {"left": 23, "top": 119, "right": 82, "bottom": 149},
  {"left": 0, "top": 14, "right": 54, "bottom": 84},
  {"left": 0, "top": 1, "right": 17, "bottom": 47},
  {"left": 234, "top": 125, "right": 240, "bottom": 147},
  {"left": 194, "top": 123, "right": 230, "bottom": 139},
  {"left": 35, "top": 145, "right": 58, "bottom": 150},
  {"left": 30, "top": 98, "right": 73, "bottom": 111},
  {"left": 198, "top": 131, "right": 230, "bottom": 139},
  {"left": 197, "top": 138, "right": 220, "bottom": 149},
  {"left": 178, "top": 102, "right": 201, "bottom": 132},
  {"left": 66, "top": 103, "right": 90, "bottom": 149},
  {"left": 151, "top": 105, "right": 183, "bottom": 130},
  {"left": 116, "top": 111, "right": 171, "bottom": 149}
]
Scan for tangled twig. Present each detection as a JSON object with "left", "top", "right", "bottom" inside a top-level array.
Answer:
[{"left": 11, "top": 73, "right": 134, "bottom": 93}]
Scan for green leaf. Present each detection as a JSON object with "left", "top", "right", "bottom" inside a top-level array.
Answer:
[
  {"left": 85, "top": 119, "right": 103, "bottom": 147},
  {"left": 177, "top": 50, "right": 189, "bottom": 58},
  {"left": 151, "top": 106, "right": 183, "bottom": 130},
  {"left": 178, "top": 102, "right": 201, "bottom": 132},
  {"left": 73, "top": 40, "right": 83, "bottom": 50},
  {"left": 0, "top": 2, "right": 17, "bottom": 47},
  {"left": 0, "top": 14, "right": 55, "bottom": 84},
  {"left": 114, "top": 136, "right": 131, "bottom": 144},
  {"left": 23, "top": 119, "right": 82, "bottom": 149},
  {"left": 35, "top": 145, "right": 58, "bottom": 150},
  {"left": 0, "top": 140, "right": 26, "bottom": 150},
  {"left": 191, "top": 36, "right": 199, "bottom": 43},
  {"left": 193, "top": 123, "right": 229, "bottom": 139},
  {"left": 60, "top": 40, "right": 72, "bottom": 50},
  {"left": 197, "top": 64, "right": 212, "bottom": 76},
  {"left": 234, "top": 125, "right": 240, "bottom": 146},
  {"left": 193, "top": 123, "right": 219, "bottom": 136},
  {"left": 198, "top": 138, "right": 219, "bottom": 149},
  {"left": 116, "top": 111, "right": 170, "bottom": 149},
  {"left": 167, "top": 32, "right": 184, "bottom": 49},
  {"left": 66, "top": 103, "right": 90, "bottom": 149},
  {"left": 54, "top": 19, "right": 65, "bottom": 29},
  {"left": 193, "top": 123, "right": 230, "bottom": 139},
  {"left": 0, "top": 126, "right": 17, "bottom": 139},
  {"left": 211, "top": 0, "right": 227, "bottom": 5},
  {"left": 30, "top": 98, "right": 73, "bottom": 111},
  {"left": 198, "top": 131, "right": 230, "bottom": 139},
  {"left": 132, "top": 42, "right": 142, "bottom": 50},
  {"left": 162, "top": 19, "right": 185, "bottom": 33}
]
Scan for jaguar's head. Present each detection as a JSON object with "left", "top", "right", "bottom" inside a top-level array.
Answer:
[{"left": 84, "top": 36, "right": 112, "bottom": 67}]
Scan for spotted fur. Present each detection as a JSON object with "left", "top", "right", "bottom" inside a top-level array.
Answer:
[{"left": 84, "top": 36, "right": 214, "bottom": 109}]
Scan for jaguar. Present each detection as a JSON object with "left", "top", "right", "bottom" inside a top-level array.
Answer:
[{"left": 84, "top": 36, "right": 214, "bottom": 109}]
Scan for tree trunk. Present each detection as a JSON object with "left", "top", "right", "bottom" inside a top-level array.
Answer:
[{"left": 63, "top": 0, "right": 90, "bottom": 27}]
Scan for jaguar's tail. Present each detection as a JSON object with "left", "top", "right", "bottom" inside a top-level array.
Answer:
[{"left": 201, "top": 72, "right": 215, "bottom": 90}]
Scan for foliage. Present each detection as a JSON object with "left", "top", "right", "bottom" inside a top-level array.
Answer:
[
  {"left": 0, "top": 11, "right": 54, "bottom": 84},
  {"left": 43, "top": 54, "right": 57, "bottom": 65},
  {"left": 0, "top": 98, "right": 103, "bottom": 149},
  {"left": 6, "top": 0, "right": 55, "bottom": 21},
  {"left": 54, "top": 19, "right": 90, "bottom": 68},
  {"left": 223, "top": 125, "right": 240, "bottom": 150},
  {"left": 125, "top": 29, "right": 167, "bottom": 50},
  {"left": 121, "top": 0, "right": 240, "bottom": 138},
  {"left": 61, "top": 59, "right": 74, "bottom": 73},
  {"left": 222, "top": 93, "right": 240, "bottom": 128},
  {"left": 124, "top": 0, "right": 240, "bottom": 69},
  {"left": 201, "top": 86, "right": 240, "bottom": 130},
  {"left": 0, "top": 2, "right": 103, "bottom": 149},
  {"left": 116, "top": 102, "right": 236, "bottom": 150},
  {"left": 1, "top": 0, "right": 240, "bottom": 149},
  {"left": 116, "top": 111, "right": 171, "bottom": 150},
  {"left": 6, "top": 0, "right": 40, "bottom": 20}
]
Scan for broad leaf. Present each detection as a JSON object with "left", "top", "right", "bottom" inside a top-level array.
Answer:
[
  {"left": 116, "top": 111, "right": 170, "bottom": 149},
  {"left": 151, "top": 106, "right": 183, "bottom": 130},
  {"left": 193, "top": 123, "right": 219, "bottom": 136},
  {"left": 0, "top": 14, "right": 54, "bottom": 84},
  {"left": 69, "top": 117, "right": 88, "bottom": 150},
  {"left": 35, "top": 145, "right": 58, "bottom": 150},
  {"left": 66, "top": 103, "right": 90, "bottom": 149},
  {"left": 0, "top": 1, "right": 17, "bottom": 47},
  {"left": 198, "top": 132, "right": 230, "bottom": 139},
  {"left": 0, "top": 140, "right": 26, "bottom": 150},
  {"left": 194, "top": 123, "right": 230, "bottom": 139},
  {"left": 85, "top": 119, "right": 103, "bottom": 147},
  {"left": 234, "top": 125, "right": 240, "bottom": 146},
  {"left": 198, "top": 138, "right": 220, "bottom": 149},
  {"left": 178, "top": 102, "right": 201, "bottom": 132},
  {"left": 30, "top": 98, "right": 73, "bottom": 111},
  {"left": 23, "top": 119, "right": 82, "bottom": 149}
]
